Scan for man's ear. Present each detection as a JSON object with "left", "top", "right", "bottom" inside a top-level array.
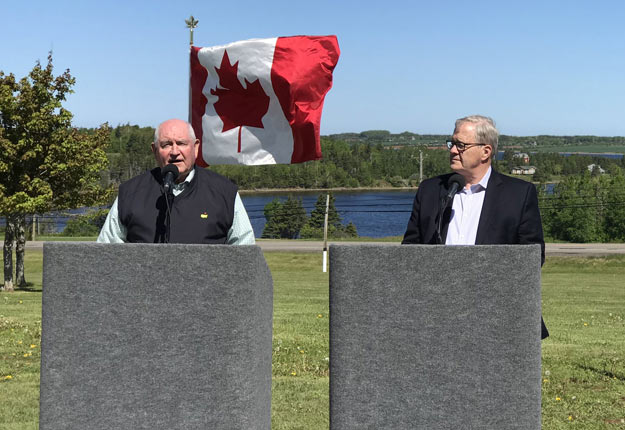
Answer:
[
  {"left": 482, "top": 144, "right": 493, "bottom": 161},
  {"left": 194, "top": 139, "right": 200, "bottom": 158}
]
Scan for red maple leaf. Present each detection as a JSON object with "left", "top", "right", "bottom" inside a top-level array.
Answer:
[{"left": 210, "top": 50, "right": 270, "bottom": 153}]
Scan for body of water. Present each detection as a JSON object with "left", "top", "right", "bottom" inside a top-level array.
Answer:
[
  {"left": 3, "top": 191, "right": 416, "bottom": 238},
  {"left": 242, "top": 190, "right": 415, "bottom": 238},
  {"left": 558, "top": 152, "right": 623, "bottom": 159}
]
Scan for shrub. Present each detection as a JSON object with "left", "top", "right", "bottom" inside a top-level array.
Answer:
[{"left": 62, "top": 209, "right": 109, "bottom": 236}]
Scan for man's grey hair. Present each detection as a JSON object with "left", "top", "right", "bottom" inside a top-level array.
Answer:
[
  {"left": 154, "top": 121, "right": 196, "bottom": 142},
  {"left": 454, "top": 115, "right": 499, "bottom": 157}
]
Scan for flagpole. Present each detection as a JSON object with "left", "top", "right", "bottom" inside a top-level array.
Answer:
[{"left": 185, "top": 15, "right": 199, "bottom": 123}]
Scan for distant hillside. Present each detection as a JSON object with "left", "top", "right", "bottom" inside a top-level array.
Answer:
[{"left": 326, "top": 130, "right": 625, "bottom": 148}]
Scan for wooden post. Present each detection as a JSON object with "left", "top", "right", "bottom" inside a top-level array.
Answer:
[{"left": 322, "top": 194, "right": 330, "bottom": 272}]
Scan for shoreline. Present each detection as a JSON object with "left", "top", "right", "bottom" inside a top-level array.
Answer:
[{"left": 238, "top": 186, "right": 417, "bottom": 195}]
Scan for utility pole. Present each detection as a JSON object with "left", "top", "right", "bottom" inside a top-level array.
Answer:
[{"left": 419, "top": 150, "right": 423, "bottom": 183}]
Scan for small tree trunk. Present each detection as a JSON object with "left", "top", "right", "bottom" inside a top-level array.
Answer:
[
  {"left": 3, "top": 216, "right": 15, "bottom": 292},
  {"left": 15, "top": 214, "right": 27, "bottom": 287}
]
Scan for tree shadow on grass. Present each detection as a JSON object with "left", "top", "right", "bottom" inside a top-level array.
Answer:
[{"left": 15, "top": 282, "right": 42, "bottom": 293}]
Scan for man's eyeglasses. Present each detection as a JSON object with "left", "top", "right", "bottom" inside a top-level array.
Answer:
[{"left": 446, "top": 140, "right": 487, "bottom": 151}]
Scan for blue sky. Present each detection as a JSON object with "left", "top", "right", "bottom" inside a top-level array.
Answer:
[{"left": 2, "top": 0, "right": 624, "bottom": 136}]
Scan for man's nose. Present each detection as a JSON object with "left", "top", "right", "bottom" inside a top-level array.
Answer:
[{"left": 170, "top": 143, "right": 181, "bottom": 156}]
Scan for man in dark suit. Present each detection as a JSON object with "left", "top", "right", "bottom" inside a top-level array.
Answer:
[{"left": 402, "top": 115, "right": 548, "bottom": 339}]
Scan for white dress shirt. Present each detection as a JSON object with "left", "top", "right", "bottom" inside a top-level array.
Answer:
[{"left": 445, "top": 167, "right": 491, "bottom": 245}]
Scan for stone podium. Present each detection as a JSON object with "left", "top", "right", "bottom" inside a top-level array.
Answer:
[
  {"left": 40, "top": 243, "right": 273, "bottom": 430},
  {"left": 329, "top": 244, "right": 542, "bottom": 429}
]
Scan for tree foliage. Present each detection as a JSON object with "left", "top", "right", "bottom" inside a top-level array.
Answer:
[
  {"left": 86, "top": 122, "right": 625, "bottom": 192},
  {"left": 262, "top": 193, "right": 358, "bottom": 240},
  {"left": 540, "top": 172, "right": 625, "bottom": 242},
  {"left": 105, "top": 124, "right": 154, "bottom": 186},
  {"left": 0, "top": 53, "right": 110, "bottom": 290},
  {"left": 261, "top": 197, "right": 307, "bottom": 239},
  {"left": 601, "top": 172, "right": 625, "bottom": 241},
  {"left": 300, "top": 194, "right": 357, "bottom": 239},
  {"left": 61, "top": 209, "right": 110, "bottom": 237}
]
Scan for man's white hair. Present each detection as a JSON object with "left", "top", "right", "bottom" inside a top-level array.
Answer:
[
  {"left": 454, "top": 115, "right": 499, "bottom": 157},
  {"left": 154, "top": 120, "right": 196, "bottom": 142}
]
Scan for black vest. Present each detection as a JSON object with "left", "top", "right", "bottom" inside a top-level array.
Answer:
[{"left": 118, "top": 167, "right": 237, "bottom": 244}]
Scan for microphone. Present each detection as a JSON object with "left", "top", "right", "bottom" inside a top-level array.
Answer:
[
  {"left": 161, "top": 164, "right": 179, "bottom": 194},
  {"left": 445, "top": 173, "right": 466, "bottom": 203},
  {"left": 436, "top": 173, "right": 466, "bottom": 244}
]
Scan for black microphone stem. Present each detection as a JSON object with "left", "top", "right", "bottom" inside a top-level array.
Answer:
[
  {"left": 164, "top": 191, "right": 173, "bottom": 243},
  {"left": 160, "top": 164, "right": 179, "bottom": 243}
]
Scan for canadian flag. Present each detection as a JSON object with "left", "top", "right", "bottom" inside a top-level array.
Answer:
[{"left": 190, "top": 36, "right": 340, "bottom": 166}]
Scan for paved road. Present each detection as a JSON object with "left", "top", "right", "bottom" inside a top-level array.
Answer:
[
  {"left": 257, "top": 240, "right": 625, "bottom": 256},
  {"left": 25, "top": 240, "right": 625, "bottom": 256}
]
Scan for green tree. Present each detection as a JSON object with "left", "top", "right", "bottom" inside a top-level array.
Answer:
[
  {"left": 308, "top": 194, "right": 341, "bottom": 229},
  {"left": 532, "top": 168, "right": 551, "bottom": 183},
  {"left": 263, "top": 198, "right": 282, "bottom": 224},
  {"left": 603, "top": 172, "right": 625, "bottom": 241},
  {"left": 0, "top": 54, "right": 110, "bottom": 291},
  {"left": 61, "top": 209, "right": 110, "bottom": 237},
  {"left": 261, "top": 197, "right": 307, "bottom": 239},
  {"left": 301, "top": 194, "right": 357, "bottom": 239},
  {"left": 547, "top": 173, "right": 602, "bottom": 243},
  {"left": 105, "top": 124, "right": 154, "bottom": 185}
]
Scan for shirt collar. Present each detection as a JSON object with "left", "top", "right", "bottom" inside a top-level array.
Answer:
[
  {"left": 461, "top": 166, "right": 491, "bottom": 194},
  {"left": 476, "top": 166, "right": 492, "bottom": 190},
  {"left": 172, "top": 167, "right": 195, "bottom": 193}
]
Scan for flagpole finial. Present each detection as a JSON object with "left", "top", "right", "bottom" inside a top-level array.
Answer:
[{"left": 185, "top": 15, "right": 199, "bottom": 46}]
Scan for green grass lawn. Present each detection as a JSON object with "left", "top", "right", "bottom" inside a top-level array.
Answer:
[{"left": 1, "top": 250, "right": 624, "bottom": 429}]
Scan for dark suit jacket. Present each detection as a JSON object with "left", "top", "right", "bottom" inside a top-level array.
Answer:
[{"left": 402, "top": 169, "right": 549, "bottom": 338}]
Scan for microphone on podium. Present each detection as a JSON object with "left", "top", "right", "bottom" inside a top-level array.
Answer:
[
  {"left": 161, "top": 164, "right": 179, "bottom": 243},
  {"left": 436, "top": 173, "right": 466, "bottom": 244},
  {"left": 445, "top": 173, "right": 466, "bottom": 204},
  {"left": 161, "top": 164, "right": 179, "bottom": 194}
]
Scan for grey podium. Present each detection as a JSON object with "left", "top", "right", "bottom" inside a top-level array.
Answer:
[
  {"left": 330, "top": 244, "right": 542, "bottom": 430},
  {"left": 40, "top": 243, "right": 273, "bottom": 430}
]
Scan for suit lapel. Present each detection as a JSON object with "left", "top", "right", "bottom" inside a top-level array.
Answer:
[
  {"left": 439, "top": 178, "right": 452, "bottom": 243},
  {"left": 475, "top": 170, "right": 502, "bottom": 244}
]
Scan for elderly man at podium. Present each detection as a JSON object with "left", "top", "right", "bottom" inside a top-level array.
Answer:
[
  {"left": 402, "top": 115, "right": 548, "bottom": 339},
  {"left": 97, "top": 118, "right": 255, "bottom": 245}
]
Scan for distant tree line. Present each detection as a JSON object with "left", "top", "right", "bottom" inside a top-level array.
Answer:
[
  {"left": 99, "top": 125, "right": 455, "bottom": 191},
  {"left": 210, "top": 139, "right": 451, "bottom": 189},
  {"left": 98, "top": 124, "right": 155, "bottom": 186},
  {"left": 328, "top": 130, "right": 625, "bottom": 148},
  {"left": 96, "top": 124, "right": 625, "bottom": 194}
]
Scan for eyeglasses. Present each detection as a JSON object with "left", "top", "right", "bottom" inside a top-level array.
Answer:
[{"left": 446, "top": 140, "right": 487, "bottom": 151}]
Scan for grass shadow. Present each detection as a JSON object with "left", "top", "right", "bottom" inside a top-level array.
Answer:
[{"left": 578, "top": 364, "right": 625, "bottom": 381}]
